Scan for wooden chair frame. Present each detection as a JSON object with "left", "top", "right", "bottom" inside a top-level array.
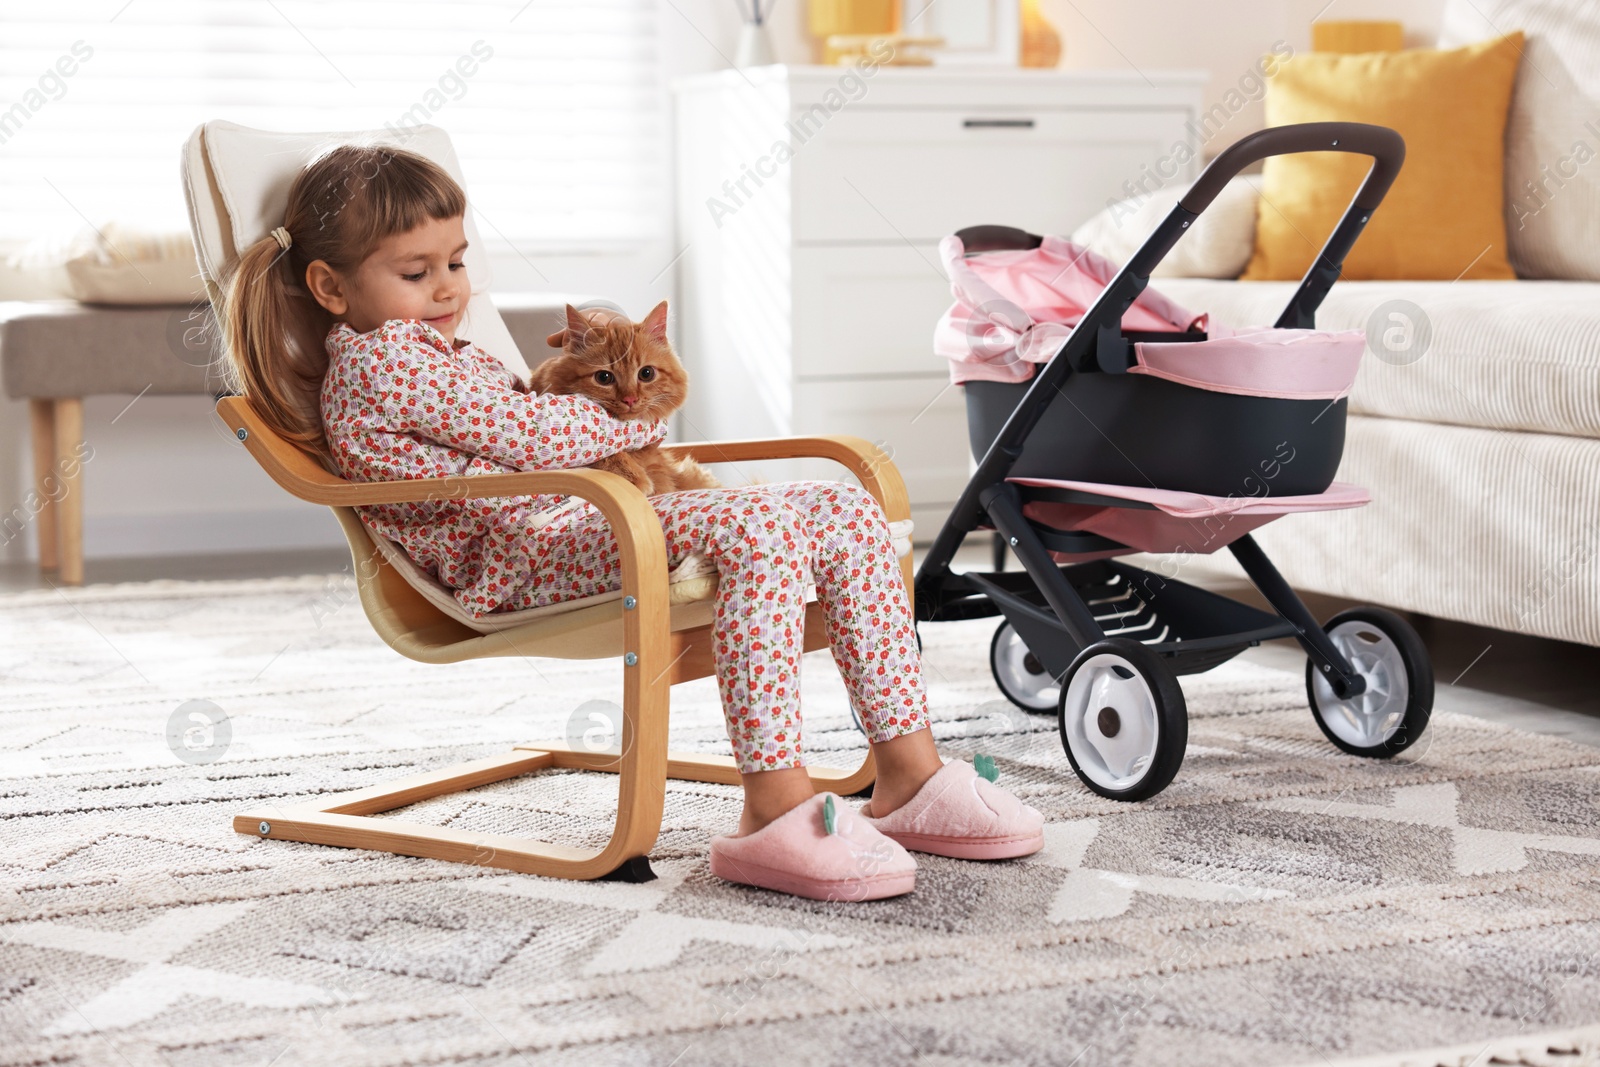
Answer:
[{"left": 219, "top": 395, "right": 913, "bottom": 881}]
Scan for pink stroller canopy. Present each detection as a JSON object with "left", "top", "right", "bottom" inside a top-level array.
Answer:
[{"left": 934, "top": 234, "right": 1365, "bottom": 400}]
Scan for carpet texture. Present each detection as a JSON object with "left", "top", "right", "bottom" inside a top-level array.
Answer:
[{"left": 2, "top": 574, "right": 1599, "bottom": 1066}]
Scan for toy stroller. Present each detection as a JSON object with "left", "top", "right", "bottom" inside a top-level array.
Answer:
[{"left": 914, "top": 122, "right": 1435, "bottom": 801}]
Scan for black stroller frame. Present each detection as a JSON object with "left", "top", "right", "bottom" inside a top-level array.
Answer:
[{"left": 915, "top": 123, "right": 1436, "bottom": 800}]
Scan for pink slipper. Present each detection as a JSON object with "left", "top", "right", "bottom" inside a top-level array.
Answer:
[
  {"left": 709, "top": 793, "right": 917, "bottom": 901},
  {"left": 861, "top": 759, "right": 1045, "bottom": 860}
]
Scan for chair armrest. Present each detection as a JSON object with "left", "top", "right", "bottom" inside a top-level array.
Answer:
[
  {"left": 662, "top": 434, "right": 910, "bottom": 523},
  {"left": 217, "top": 391, "right": 666, "bottom": 585},
  {"left": 259, "top": 461, "right": 648, "bottom": 511},
  {"left": 218, "top": 394, "right": 649, "bottom": 508}
]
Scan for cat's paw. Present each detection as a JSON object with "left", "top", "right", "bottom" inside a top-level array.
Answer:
[{"left": 680, "top": 460, "right": 721, "bottom": 491}]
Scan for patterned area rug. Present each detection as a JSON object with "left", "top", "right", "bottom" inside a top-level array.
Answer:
[{"left": 2, "top": 575, "right": 1600, "bottom": 1066}]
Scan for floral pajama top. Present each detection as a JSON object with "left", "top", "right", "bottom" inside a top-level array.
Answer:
[{"left": 320, "top": 319, "right": 667, "bottom": 617}]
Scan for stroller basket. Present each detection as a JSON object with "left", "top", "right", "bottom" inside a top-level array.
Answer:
[
  {"left": 937, "top": 233, "right": 1366, "bottom": 498},
  {"left": 965, "top": 375, "right": 1345, "bottom": 498}
]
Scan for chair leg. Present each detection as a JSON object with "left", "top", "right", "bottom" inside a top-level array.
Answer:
[
  {"left": 28, "top": 400, "right": 58, "bottom": 573},
  {"left": 52, "top": 398, "right": 84, "bottom": 586},
  {"left": 234, "top": 576, "right": 679, "bottom": 882},
  {"left": 232, "top": 752, "right": 593, "bottom": 873},
  {"left": 519, "top": 743, "right": 878, "bottom": 797},
  {"left": 232, "top": 744, "right": 672, "bottom": 881}
]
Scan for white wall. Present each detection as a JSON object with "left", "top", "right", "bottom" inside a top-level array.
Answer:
[{"left": 0, "top": 0, "right": 1448, "bottom": 565}]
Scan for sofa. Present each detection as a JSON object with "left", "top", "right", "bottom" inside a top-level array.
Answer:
[{"left": 1069, "top": 1, "right": 1600, "bottom": 648}]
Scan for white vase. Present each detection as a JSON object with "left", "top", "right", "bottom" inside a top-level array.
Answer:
[{"left": 735, "top": 22, "right": 776, "bottom": 67}]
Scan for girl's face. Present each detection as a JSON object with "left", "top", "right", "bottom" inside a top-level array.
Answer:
[{"left": 307, "top": 215, "right": 470, "bottom": 346}]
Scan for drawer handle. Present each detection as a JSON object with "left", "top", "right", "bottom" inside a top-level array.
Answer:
[{"left": 962, "top": 118, "right": 1036, "bottom": 129}]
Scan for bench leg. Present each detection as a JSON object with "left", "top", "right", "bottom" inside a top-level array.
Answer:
[
  {"left": 53, "top": 398, "right": 84, "bottom": 586},
  {"left": 28, "top": 400, "right": 58, "bottom": 573}
]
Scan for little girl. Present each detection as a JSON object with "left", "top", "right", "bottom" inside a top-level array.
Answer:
[{"left": 220, "top": 144, "right": 1042, "bottom": 901}]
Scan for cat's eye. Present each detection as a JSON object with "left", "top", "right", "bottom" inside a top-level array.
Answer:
[
  {"left": 638, "top": 366, "right": 656, "bottom": 382},
  {"left": 595, "top": 370, "right": 615, "bottom": 386}
]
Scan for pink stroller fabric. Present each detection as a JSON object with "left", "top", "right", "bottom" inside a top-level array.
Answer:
[
  {"left": 935, "top": 235, "right": 1366, "bottom": 400},
  {"left": 1008, "top": 478, "right": 1371, "bottom": 557}
]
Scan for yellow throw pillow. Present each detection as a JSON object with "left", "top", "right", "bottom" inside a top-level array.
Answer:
[{"left": 1240, "top": 33, "right": 1524, "bottom": 282}]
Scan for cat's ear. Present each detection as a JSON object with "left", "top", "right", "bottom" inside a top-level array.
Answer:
[
  {"left": 562, "top": 303, "right": 592, "bottom": 351},
  {"left": 641, "top": 300, "right": 669, "bottom": 342}
]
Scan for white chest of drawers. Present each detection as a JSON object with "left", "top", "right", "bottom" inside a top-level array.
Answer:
[{"left": 672, "top": 65, "right": 1207, "bottom": 534}]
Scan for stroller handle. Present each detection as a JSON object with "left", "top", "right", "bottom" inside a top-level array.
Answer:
[{"left": 1180, "top": 122, "right": 1406, "bottom": 216}]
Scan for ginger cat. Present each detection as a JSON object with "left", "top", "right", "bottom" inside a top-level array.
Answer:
[{"left": 531, "top": 301, "right": 720, "bottom": 496}]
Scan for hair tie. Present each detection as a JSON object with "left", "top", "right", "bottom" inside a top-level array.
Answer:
[{"left": 270, "top": 226, "right": 292, "bottom": 251}]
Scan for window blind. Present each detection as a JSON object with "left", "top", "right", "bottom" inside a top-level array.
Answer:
[{"left": 0, "top": 0, "right": 664, "bottom": 250}]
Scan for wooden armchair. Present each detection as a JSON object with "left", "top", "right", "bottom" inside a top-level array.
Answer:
[{"left": 186, "top": 121, "right": 911, "bottom": 882}]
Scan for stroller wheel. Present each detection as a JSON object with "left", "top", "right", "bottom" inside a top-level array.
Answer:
[
  {"left": 989, "top": 622, "right": 1060, "bottom": 713},
  {"left": 1306, "top": 607, "right": 1433, "bottom": 758},
  {"left": 1057, "top": 639, "right": 1187, "bottom": 801}
]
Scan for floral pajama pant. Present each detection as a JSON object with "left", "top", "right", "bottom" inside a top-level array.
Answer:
[{"left": 514, "top": 481, "right": 929, "bottom": 772}]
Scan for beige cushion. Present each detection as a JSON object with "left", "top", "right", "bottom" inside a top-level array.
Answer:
[
  {"left": 1439, "top": 2, "right": 1600, "bottom": 280},
  {"left": 180, "top": 120, "right": 529, "bottom": 376},
  {"left": 2, "top": 232, "right": 77, "bottom": 300},
  {"left": 1158, "top": 278, "right": 1600, "bottom": 438},
  {"left": 2, "top": 224, "right": 207, "bottom": 304},
  {"left": 1071, "top": 177, "right": 1259, "bottom": 279},
  {"left": 63, "top": 223, "right": 209, "bottom": 305},
  {"left": 372, "top": 516, "right": 916, "bottom": 635}
]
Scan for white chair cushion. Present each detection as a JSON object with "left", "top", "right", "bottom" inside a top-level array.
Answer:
[{"left": 181, "top": 120, "right": 528, "bottom": 376}]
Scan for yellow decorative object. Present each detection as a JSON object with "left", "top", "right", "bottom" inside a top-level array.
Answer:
[
  {"left": 824, "top": 34, "right": 942, "bottom": 66},
  {"left": 808, "top": 0, "right": 897, "bottom": 38},
  {"left": 1240, "top": 33, "right": 1524, "bottom": 283},
  {"left": 1312, "top": 20, "right": 1405, "bottom": 53},
  {"left": 1020, "top": 0, "right": 1062, "bottom": 68}
]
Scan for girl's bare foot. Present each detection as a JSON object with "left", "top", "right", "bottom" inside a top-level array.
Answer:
[
  {"left": 736, "top": 766, "right": 816, "bottom": 836},
  {"left": 862, "top": 728, "right": 943, "bottom": 818},
  {"left": 735, "top": 725, "right": 944, "bottom": 834}
]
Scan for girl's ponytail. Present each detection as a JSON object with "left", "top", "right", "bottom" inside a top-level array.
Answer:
[{"left": 220, "top": 232, "right": 332, "bottom": 464}]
